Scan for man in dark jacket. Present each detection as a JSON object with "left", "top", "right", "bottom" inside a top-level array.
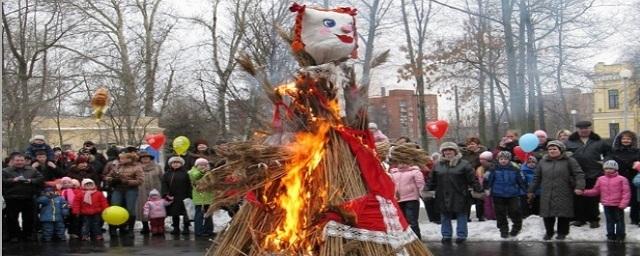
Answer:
[
  {"left": 564, "top": 121, "right": 611, "bottom": 228},
  {"left": 2, "top": 153, "right": 44, "bottom": 241},
  {"left": 82, "top": 141, "right": 107, "bottom": 166}
]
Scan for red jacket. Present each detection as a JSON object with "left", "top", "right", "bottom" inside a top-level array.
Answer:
[{"left": 72, "top": 189, "right": 108, "bottom": 215}]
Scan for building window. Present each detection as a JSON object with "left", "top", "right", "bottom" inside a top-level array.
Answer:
[
  {"left": 608, "top": 89, "right": 619, "bottom": 109},
  {"left": 609, "top": 123, "right": 619, "bottom": 139}
]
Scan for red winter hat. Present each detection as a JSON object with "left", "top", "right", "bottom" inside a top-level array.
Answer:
[{"left": 75, "top": 155, "right": 89, "bottom": 164}]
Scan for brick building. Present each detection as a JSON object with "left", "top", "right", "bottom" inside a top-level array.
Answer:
[{"left": 368, "top": 89, "right": 438, "bottom": 141}]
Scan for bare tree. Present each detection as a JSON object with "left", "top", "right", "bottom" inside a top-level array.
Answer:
[
  {"left": 62, "top": 0, "right": 176, "bottom": 145},
  {"left": 185, "top": 0, "right": 256, "bottom": 139},
  {"left": 399, "top": 0, "right": 434, "bottom": 150},
  {"left": 2, "top": 0, "right": 79, "bottom": 151}
]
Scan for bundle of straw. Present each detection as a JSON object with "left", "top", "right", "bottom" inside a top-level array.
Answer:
[{"left": 388, "top": 143, "right": 430, "bottom": 167}]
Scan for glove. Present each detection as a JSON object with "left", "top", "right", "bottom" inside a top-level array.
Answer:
[
  {"left": 633, "top": 161, "right": 640, "bottom": 172},
  {"left": 484, "top": 190, "right": 490, "bottom": 197}
]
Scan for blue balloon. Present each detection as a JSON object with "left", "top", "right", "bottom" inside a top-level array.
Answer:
[{"left": 519, "top": 133, "right": 539, "bottom": 153}]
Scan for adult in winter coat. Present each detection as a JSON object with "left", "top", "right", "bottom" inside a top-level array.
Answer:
[
  {"left": 2, "top": 153, "right": 44, "bottom": 242},
  {"left": 162, "top": 156, "right": 192, "bottom": 235},
  {"left": 67, "top": 155, "right": 101, "bottom": 188},
  {"left": 81, "top": 141, "right": 108, "bottom": 166},
  {"left": 135, "top": 151, "right": 164, "bottom": 235},
  {"left": 565, "top": 121, "right": 610, "bottom": 228},
  {"left": 188, "top": 158, "right": 214, "bottom": 237},
  {"left": 461, "top": 137, "right": 487, "bottom": 221},
  {"left": 531, "top": 130, "right": 549, "bottom": 160},
  {"left": 528, "top": 140, "right": 585, "bottom": 240},
  {"left": 605, "top": 130, "right": 640, "bottom": 226},
  {"left": 495, "top": 130, "right": 519, "bottom": 162},
  {"left": 461, "top": 137, "right": 488, "bottom": 170},
  {"left": 425, "top": 142, "right": 482, "bottom": 244},
  {"left": 104, "top": 152, "right": 144, "bottom": 236}
]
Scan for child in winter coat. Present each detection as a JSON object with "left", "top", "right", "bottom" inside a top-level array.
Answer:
[
  {"left": 582, "top": 160, "right": 631, "bottom": 242},
  {"left": 60, "top": 177, "right": 81, "bottom": 239},
  {"left": 390, "top": 157, "right": 425, "bottom": 240},
  {"left": 487, "top": 151, "right": 527, "bottom": 238},
  {"left": 36, "top": 187, "right": 69, "bottom": 242},
  {"left": 73, "top": 179, "right": 109, "bottom": 241},
  {"left": 188, "top": 158, "right": 215, "bottom": 237},
  {"left": 478, "top": 152, "right": 496, "bottom": 220},
  {"left": 521, "top": 156, "right": 540, "bottom": 217},
  {"left": 143, "top": 189, "right": 172, "bottom": 236},
  {"left": 25, "top": 135, "right": 55, "bottom": 161}
]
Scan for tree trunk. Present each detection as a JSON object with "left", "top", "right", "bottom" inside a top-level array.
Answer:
[
  {"left": 477, "top": 0, "right": 487, "bottom": 144},
  {"left": 523, "top": 3, "right": 541, "bottom": 130},
  {"left": 360, "top": 0, "right": 380, "bottom": 92},
  {"left": 555, "top": 0, "right": 570, "bottom": 128},
  {"left": 501, "top": 0, "right": 524, "bottom": 131},
  {"left": 400, "top": 0, "right": 429, "bottom": 151},
  {"left": 454, "top": 85, "right": 461, "bottom": 142}
]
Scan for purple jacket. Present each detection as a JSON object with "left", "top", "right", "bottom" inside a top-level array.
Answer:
[
  {"left": 391, "top": 165, "right": 425, "bottom": 202},
  {"left": 583, "top": 172, "right": 631, "bottom": 209}
]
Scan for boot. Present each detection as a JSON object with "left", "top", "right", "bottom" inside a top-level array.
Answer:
[
  {"left": 109, "top": 225, "right": 118, "bottom": 237},
  {"left": 170, "top": 216, "right": 180, "bottom": 235},
  {"left": 126, "top": 217, "right": 136, "bottom": 237},
  {"left": 141, "top": 222, "right": 150, "bottom": 235},
  {"left": 181, "top": 217, "right": 190, "bottom": 235}
]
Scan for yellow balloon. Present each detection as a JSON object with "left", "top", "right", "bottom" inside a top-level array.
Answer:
[
  {"left": 173, "top": 136, "right": 191, "bottom": 156},
  {"left": 102, "top": 206, "right": 129, "bottom": 225}
]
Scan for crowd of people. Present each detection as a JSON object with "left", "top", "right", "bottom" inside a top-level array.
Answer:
[
  {"left": 2, "top": 136, "right": 226, "bottom": 242},
  {"left": 374, "top": 121, "right": 640, "bottom": 244},
  {"left": 3, "top": 121, "right": 640, "bottom": 244}
]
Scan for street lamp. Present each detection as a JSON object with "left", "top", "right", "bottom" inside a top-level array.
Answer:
[
  {"left": 620, "top": 68, "right": 633, "bottom": 130},
  {"left": 570, "top": 109, "right": 577, "bottom": 126}
]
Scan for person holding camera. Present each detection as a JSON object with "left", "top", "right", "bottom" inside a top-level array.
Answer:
[
  {"left": 104, "top": 152, "right": 143, "bottom": 237},
  {"left": 2, "top": 153, "right": 44, "bottom": 242}
]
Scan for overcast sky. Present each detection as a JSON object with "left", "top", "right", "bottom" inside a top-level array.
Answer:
[{"left": 166, "top": 0, "right": 637, "bottom": 119}]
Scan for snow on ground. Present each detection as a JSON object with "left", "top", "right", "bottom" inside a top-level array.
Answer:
[
  {"left": 208, "top": 203, "right": 640, "bottom": 243},
  {"left": 417, "top": 202, "right": 640, "bottom": 243}
]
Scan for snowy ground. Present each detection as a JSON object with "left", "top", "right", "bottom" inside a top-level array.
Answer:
[
  {"left": 417, "top": 202, "right": 640, "bottom": 243},
  {"left": 206, "top": 203, "right": 640, "bottom": 243}
]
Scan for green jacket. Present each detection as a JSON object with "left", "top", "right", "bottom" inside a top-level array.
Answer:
[{"left": 188, "top": 167, "right": 213, "bottom": 205}]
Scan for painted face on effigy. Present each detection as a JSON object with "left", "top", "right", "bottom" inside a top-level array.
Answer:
[{"left": 293, "top": 5, "right": 357, "bottom": 64}]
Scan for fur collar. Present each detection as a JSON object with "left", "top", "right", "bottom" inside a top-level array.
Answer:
[
  {"left": 568, "top": 131, "right": 601, "bottom": 142},
  {"left": 440, "top": 153, "right": 463, "bottom": 167}
]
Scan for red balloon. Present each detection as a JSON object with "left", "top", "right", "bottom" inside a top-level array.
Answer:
[
  {"left": 146, "top": 133, "right": 166, "bottom": 150},
  {"left": 426, "top": 120, "right": 449, "bottom": 139},
  {"left": 513, "top": 146, "right": 528, "bottom": 163}
]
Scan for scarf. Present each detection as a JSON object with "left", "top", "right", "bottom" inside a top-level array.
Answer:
[{"left": 84, "top": 189, "right": 96, "bottom": 205}]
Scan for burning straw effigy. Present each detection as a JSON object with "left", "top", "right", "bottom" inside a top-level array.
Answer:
[{"left": 197, "top": 3, "right": 432, "bottom": 256}]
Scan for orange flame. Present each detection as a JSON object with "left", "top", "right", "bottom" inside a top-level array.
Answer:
[
  {"left": 265, "top": 78, "right": 344, "bottom": 253},
  {"left": 265, "top": 121, "right": 331, "bottom": 252}
]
